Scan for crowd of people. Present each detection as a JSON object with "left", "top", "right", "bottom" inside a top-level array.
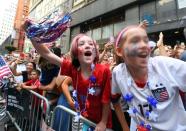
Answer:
[{"left": 2, "top": 21, "right": 186, "bottom": 131}]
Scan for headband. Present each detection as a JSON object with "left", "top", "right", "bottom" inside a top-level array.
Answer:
[{"left": 115, "top": 26, "right": 138, "bottom": 47}]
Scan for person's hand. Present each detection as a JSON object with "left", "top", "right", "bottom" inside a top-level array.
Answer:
[
  {"left": 95, "top": 121, "right": 106, "bottom": 131},
  {"left": 16, "top": 87, "right": 22, "bottom": 91},
  {"left": 16, "top": 83, "right": 22, "bottom": 91},
  {"left": 15, "top": 58, "right": 22, "bottom": 64},
  {"left": 69, "top": 100, "right": 75, "bottom": 110},
  {"left": 22, "top": 18, "right": 32, "bottom": 31},
  {"left": 159, "top": 32, "right": 163, "bottom": 40},
  {"left": 20, "top": 83, "right": 25, "bottom": 89},
  {"left": 139, "top": 20, "right": 149, "bottom": 29},
  {"left": 157, "top": 32, "right": 163, "bottom": 47},
  {"left": 104, "top": 42, "right": 113, "bottom": 51}
]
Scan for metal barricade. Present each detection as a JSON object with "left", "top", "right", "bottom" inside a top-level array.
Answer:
[
  {"left": 6, "top": 89, "right": 50, "bottom": 131},
  {"left": 50, "top": 105, "right": 96, "bottom": 131}
]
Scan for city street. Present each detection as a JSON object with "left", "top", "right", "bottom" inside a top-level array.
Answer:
[{"left": 0, "top": 0, "right": 186, "bottom": 131}]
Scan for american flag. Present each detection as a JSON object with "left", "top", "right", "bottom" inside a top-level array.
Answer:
[
  {"left": 152, "top": 87, "right": 169, "bottom": 102},
  {"left": 0, "top": 55, "right": 13, "bottom": 79}
]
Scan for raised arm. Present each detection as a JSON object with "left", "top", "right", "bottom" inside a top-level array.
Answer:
[
  {"left": 10, "top": 59, "right": 22, "bottom": 76},
  {"left": 99, "top": 42, "right": 113, "bottom": 63},
  {"left": 157, "top": 32, "right": 168, "bottom": 56},
  {"left": 31, "top": 40, "right": 62, "bottom": 67}
]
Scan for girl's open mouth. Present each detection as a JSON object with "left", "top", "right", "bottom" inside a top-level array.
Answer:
[{"left": 84, "top": 51, "right": 92, "bottom": 56}]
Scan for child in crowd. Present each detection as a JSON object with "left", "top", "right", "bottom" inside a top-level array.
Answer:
[
  {"left": 19, "top": 69, "right": 42, "bottom": 95},
  {"left": 111, "top": 25, "right": 186, "bottom": 131},
  {"left": 19, "top": 69, "right": 43, "bottom": 131},
  {"left": 29, "top": 33, "right": 112, "bottom": 131}
]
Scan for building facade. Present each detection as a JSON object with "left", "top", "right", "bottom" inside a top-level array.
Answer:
[
  {"left": 0, "top": 0, "right": 18, "bottom": 45},
  {"left": 69, "top": 0, "right": 186, "bottom": 49},
  {"left": 13, "top": 0, "right": 30, "bottom": 52}
]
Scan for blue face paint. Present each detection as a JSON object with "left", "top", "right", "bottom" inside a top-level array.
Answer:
[{"left": 125, "top": 44, "right": 140, "bottom": 57}]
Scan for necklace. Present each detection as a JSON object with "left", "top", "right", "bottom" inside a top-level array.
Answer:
[
  {"left": 123, "top": 66, "right": 158, "bottom": 131},
  {"left": 72, "top": 63, "right": 96, "bottom": 122}
]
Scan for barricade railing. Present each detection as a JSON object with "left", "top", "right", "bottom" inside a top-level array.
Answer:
[
  {"left": 6, "top": 88, "right": 50, "bottom": 131},
  {"left": 50, "top": 105, "right": 96, "bottom": 131}
]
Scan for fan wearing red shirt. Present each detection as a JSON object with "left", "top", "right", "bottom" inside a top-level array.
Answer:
[
  {"left": 20, "top": 69, "right": 42, "bottom": 106},
  {"left": 20, "top": 69, "right": 42, "bottom": 94},
  {"left": 30, "top": 34, "right": 112, "bottom": 131},
  {"left": 61, "top": 59, "right": 112, "bottom": 128}
]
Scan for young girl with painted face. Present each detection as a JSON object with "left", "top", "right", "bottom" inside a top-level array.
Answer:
[
  {"left": 111, "top": 25, "right": 186, "bottom": 131},
  {"left": 30, "top": 34, "right": 112, "bottom": 131}
]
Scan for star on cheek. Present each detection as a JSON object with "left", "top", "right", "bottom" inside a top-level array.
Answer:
[{"left": 78, "top": 47, "right": 84, "bottom": 56}]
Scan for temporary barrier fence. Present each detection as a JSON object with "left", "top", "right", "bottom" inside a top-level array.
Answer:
[
  {"left": 6, "top": 88, "right": 50, "bottom": 131},
  {"left": 50, "top": 105, "right": 96, "bottom": 131}
]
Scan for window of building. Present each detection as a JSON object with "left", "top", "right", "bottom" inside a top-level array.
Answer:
[
  {"left": 126, "top": 6, "right": 139, "bottom": 24},
  {"left": 102, "top": 24, "right": 113, "bottom": 39},
  {"left": 92, "top": 27, "right": 101, "bottom": 40},
  {"left": 140, "top": 2, "right": 156, "bottom": 25},
  {"left": 86, "top": 30, "right": 92, "bottom": 37},
  {"left": 156, "top": 0, "right": 176, "bottom": 23},
  {"left": 71, "top": 26, "right": 80, "bottom": 41},
  {"left": 114, "top": 21, "right": 125, "bottom": 36},
  {"left": 177, "top": 0, "right": 186, "bottom": 18},
  {"left": 73, "top": 0, "right": 85, "bottom": 7}
]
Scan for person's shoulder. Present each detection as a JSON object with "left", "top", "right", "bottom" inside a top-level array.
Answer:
[
  {"left": 96, "top": 63, "right": 108, "bottom": 69},
  {"left": 112, "top": 63, "right": 125, "bottom": 74},
  {"left": 152, "top": 56, "right": 174, "bottom": 61},
  {"left": 96, "top": 63, "right": 111, "bottom": 74},
  {"left": 62, "top": 58, "right": 72, "bottom": 65},
  {"left": 22, "top": 70, "right": 27, "bottom": 73},
  {"left": 26, "top": 79, "right": 33, "bottom": 83},
  {"left": 36, "top": 79, "right": 41, "bottom": 86},
  {"left": 61, "top": 58, "right": 73, "bottom": 71},
  {"left": 25, "top": 79, "right": 33, "bottom": 85},
  {"left": 151, "top": 56, "right": 184, "bottom": 65}
]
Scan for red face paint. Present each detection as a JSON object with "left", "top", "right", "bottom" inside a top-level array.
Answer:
[{"left": 78, "top": 47, "right": 84, "bottom": 55}]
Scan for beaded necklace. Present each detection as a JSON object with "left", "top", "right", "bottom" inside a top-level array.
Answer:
[
  {"left": 123, "top": 66, "right": 159, "bottom": 131},
  {"left": 72, "top": 63, "right": 96, "bottom": 122}
]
